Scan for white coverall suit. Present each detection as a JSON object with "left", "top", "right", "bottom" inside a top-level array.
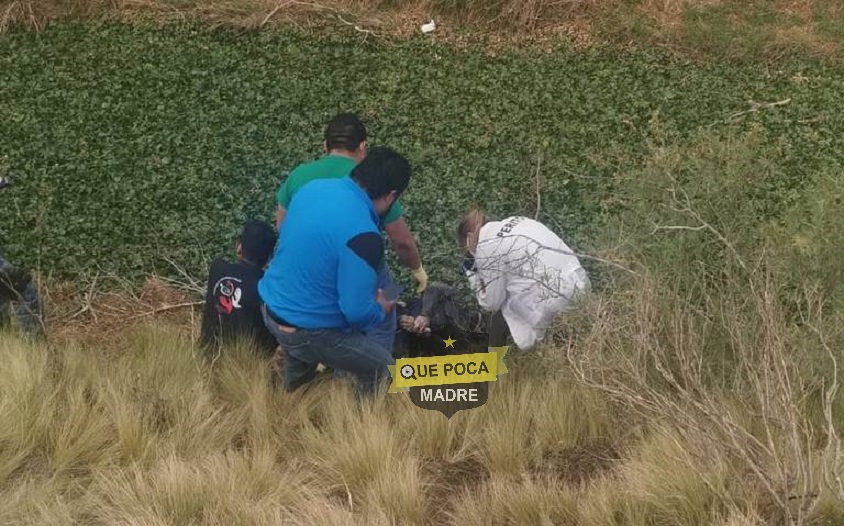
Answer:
[{"left": 465, "top": 216, "right": 591, "bottom": 350}]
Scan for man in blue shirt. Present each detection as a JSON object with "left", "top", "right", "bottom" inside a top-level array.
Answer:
[{"left": 258, "top": 147, "right": 411, "bottom": 395}]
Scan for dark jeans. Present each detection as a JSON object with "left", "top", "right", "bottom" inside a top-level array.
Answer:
[
  {"left": 488, "top": 310, "right": 509, "bottom": 348},
  {"left": 332, "top": 263, "right": 397, "bottom": 381},
  {"left": 366, "top": 263, "right": 397, "bottom": 352},
  {"left": 262, "top": 306, "right": 395, "bottom": 396},
  {"left": 0, "top": 252, "right": 44, "bottom": 340}
]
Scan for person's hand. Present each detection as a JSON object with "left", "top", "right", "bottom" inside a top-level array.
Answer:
[
  {"left": 399, "top": 315, "right": 416, "bottom": 331},
  {"left": 412, "top": 315, "right": 431, "bottom": 334},
  {"left": 399, "top": 315, "right": 431, "bottom": 335},
  {"left": 411, "top": 266, "right": 428, "bottom": 293},
  {"left": 376, "top": 289, "right": 396, "bottom": 314}
]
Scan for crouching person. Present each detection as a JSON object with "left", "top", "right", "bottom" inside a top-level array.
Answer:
[
  {"left": 0, "top": 251, "right": 45, "bottom": 340},
  {"left": 198, "top": 220, "right": 279, "bottom": 358},
  {"left": 258, "top": 147, "right": 411, "bottom": 396},
  {"left": 456, "top": 206, "right": 592, "bottom": 351}
]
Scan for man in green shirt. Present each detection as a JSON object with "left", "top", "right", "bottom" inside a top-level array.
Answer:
[{"left": 274, "top": 113, "right": 428, "bottom": 353}]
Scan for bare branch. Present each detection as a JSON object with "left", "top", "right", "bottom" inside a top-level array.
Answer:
[
  {"left": 128, "top": 301, "right": 205, "bottom": 320},
  {"left": 260, "top": 0, "right": 294, "bottom": 27}
]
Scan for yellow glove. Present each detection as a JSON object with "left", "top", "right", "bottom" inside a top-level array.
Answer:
[{"left": 411, "top": 266, "right": 428, "bottom": 293}]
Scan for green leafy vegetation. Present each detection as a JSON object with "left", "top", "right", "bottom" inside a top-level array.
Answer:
[{"left": 2, "top": 21, "right": 843, "bottom": 289}]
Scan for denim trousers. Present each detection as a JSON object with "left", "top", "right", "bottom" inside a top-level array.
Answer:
[
  {"left": 331, "top": 263, "right": 397, "bottom": 381},
  {"left": 261, "top": 306, "right": 395, "bottom": 396},
  {"left": 366, "top": 263, "right": 398, "bottom": 352}
]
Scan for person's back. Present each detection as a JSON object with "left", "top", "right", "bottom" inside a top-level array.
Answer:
[
  {"left": 260, "top": 177, "right": 385, "bottom": 332},
  {"left": 478, "top": 216, "right": 590, "bottom": 300},
  {"left": 199, "top": 220, "right": 278, "bottom": 357},
  {"left": 461, "top": 211, "right": 591, "bottom": 351}
]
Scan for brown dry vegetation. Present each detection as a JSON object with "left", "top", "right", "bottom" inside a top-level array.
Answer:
[
  {"left": 2, "top": 267, "right": 842, "bottom": 525},
  {"left": 1, "top": 0, "right": 843, "bottom": 59}
]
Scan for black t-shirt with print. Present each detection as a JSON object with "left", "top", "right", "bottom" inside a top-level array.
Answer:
[{"left": 199, "top": 258, "right": 277, "bottom": 356}]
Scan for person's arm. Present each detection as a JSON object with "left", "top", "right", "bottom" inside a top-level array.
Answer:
[
  {"left": 383, "top": 218, "right": 421, "bottom": 270},
  {"left": 337, "top": 231, "right": 388, "bottom": 330},
  {"left": 197, "top": 260, "right": 222, "bottom": 348},
  {"left": 383, "top": 206, "right": 428, "bottom": 292},
  {"left": 275, "top": 176, "right": 293, "bottom": 230},
  {"left": 275, "top": 205, "right": 287, "bottom": 230}
]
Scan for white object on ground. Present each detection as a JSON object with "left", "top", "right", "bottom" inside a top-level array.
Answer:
[{"left": 421, "top": 20, "right": 436, "bottom": 34}]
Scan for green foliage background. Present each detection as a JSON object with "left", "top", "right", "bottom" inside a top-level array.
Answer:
[{"left": 1, "top": 22, "right": 843, "bottom": 288}]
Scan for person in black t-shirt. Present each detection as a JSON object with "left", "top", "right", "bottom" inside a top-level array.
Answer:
[{"left": 199, "top": 220, "right": 278, "bottom": 358}]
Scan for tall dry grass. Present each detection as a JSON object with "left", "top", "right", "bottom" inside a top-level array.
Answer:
[
  {"left": 566, "top": 125, "right": 844, "bottom": 525},
  {"left": 0, "top": 327, "right": 622, "bottom": 525},
  {"left": 2, "top": 0, "right": 842, "bottom": 61}
]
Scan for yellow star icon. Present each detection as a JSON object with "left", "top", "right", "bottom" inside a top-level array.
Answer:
[{"left": 443, "top": 336, "right": 457, "bottom": 348}]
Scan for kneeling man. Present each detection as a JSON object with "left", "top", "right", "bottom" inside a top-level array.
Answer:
[{"left": 258, "top": 147, "right": 411, "bottom": 395}]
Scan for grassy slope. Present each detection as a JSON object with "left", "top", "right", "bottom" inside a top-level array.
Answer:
[
  {"left": 0, "top": 314, "right": 840, "bottom": 526},
  {"left": 1, "top": 6, "right": 844, "bottom": 526}
]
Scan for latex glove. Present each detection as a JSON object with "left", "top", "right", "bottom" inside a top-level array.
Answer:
[{"left": 411, "top": 266, "right": 428, "bottom": 293}]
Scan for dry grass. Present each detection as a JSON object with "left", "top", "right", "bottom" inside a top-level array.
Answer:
[
  {"left": 1, "top": 0, "right": 842, "bottom": 59},
  {"left": 1, "top": 272, "right": 842, "bottom": 526}
]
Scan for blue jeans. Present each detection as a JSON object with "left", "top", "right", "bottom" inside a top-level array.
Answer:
[
  {"left": 367, "top": 263, "right": 397, "bottom": 352},
  {"left": 332, "top": 263, "right": 397, "bottom": 381},
  {"left": 262, "top": 306, "right": 395, "bottom": 396}
]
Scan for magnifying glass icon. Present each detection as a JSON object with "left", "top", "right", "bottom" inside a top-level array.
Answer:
[{"left": 400, "top": 364, "right": 417, "bottom": 381}]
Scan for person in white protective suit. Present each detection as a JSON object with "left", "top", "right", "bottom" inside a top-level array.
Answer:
[{"left": 456, "top": 206, "right": 591, "bottom": 351}]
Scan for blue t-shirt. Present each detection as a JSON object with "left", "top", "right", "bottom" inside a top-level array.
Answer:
[{"left": 258, "top": 177, "right": 386, "bottom": 332}]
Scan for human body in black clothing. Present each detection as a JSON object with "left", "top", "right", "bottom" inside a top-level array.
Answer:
[
  {"left": 199, "top": 221, "right": 278, "bottom": 357},
  {"left": 394, "top": 282, "right": 490, "bottom": 359}
]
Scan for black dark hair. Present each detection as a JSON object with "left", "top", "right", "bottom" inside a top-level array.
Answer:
[
  {"left": 350, "top": 146, "right": 411, "bottom": 200},
  {"left": 325, "top": 113, "right": 367, "bottom": 152},
  {"left": 238, "top": 220, "right": 277, "bottom": 267}
]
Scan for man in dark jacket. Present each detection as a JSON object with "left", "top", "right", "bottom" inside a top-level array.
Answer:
[
  {"left": 0, "top": 176, "right": 45, "bottom": 340},
  {"left": 0, "top": 250, "right": 44, "bottom": 340},
  {"left": 199, "top": 220, "right": 278, "bottom": 357}
]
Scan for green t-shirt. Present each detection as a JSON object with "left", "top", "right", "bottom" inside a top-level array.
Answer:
[{"left": 275, "top": 154, "right": 404, "bottom": 226}]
